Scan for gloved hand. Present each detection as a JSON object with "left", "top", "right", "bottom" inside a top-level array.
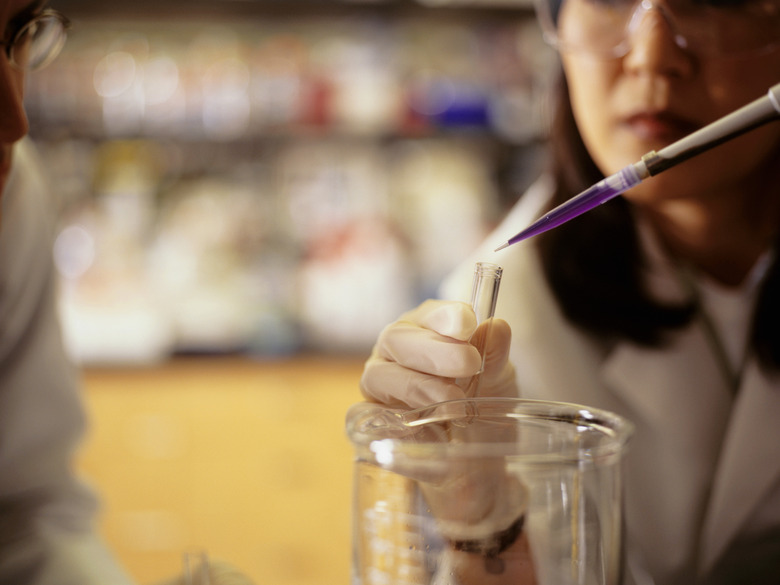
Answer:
[
  {"left": 359, "top": 299, "right": 529, "bottom": 579},
  {"left": 360, "top": 299, "right": 518, "bottom": 409}
]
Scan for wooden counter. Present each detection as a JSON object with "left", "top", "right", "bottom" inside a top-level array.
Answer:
[{"left": 77, "top": 355, "right": 365, "bottom": 585}]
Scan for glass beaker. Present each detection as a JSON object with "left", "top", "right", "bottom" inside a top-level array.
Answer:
[{"left": 346, "top": 397, "right": 633, "bottom": 585}]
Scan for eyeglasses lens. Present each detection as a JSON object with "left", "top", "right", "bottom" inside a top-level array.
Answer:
[
  {"left": 10, "top": 12, "right": 68, "bottom": 71},
  {"left": 536, "top": 0, "right": 780, "bottom": 57}
]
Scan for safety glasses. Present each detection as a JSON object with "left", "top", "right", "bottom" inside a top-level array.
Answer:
[
  {"left": 535, "top": 0, "right": 780, "bottom": 58},
  {"left": 3, "top": 9, "right": 70, "bottom": 71}
]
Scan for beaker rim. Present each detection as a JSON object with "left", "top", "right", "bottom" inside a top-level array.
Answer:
[{"left": 346, "top": 397, "right": 634, "bottom": 462}]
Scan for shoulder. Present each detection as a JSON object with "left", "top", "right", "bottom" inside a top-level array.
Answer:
[
  {"left": 0, "top": 139, "right": 62, "bottom": 357},
  {"left": 0, "top": 140, "right": 58, "bottom": 289},
  {"left": 2, "top": 138, "right": 58, "bottom": 273}
]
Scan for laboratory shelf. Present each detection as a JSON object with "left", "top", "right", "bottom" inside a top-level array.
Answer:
[
  {"left": 51, "top": 0, "right": 535, "bottom": 20},
  {"left": 31, "top": 0, "right": 555, "bottom": 361}
]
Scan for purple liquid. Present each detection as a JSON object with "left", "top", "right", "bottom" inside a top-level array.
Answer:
[
  {"left": 501, "top": 164, "right": 643, "bottom": 248},
  {"left": 506, "top": 183, "right": 623, "bottom": 245}
]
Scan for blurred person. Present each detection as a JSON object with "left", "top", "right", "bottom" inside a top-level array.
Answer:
[
  {"left": 0, "top": 2, "right": 255, "bottom": 584},
  {"left": 359, "top": 0, "right": 780, "bottom": 582},
  {"left": 0, "top": 2, "right": 134, "bottom": 582}
]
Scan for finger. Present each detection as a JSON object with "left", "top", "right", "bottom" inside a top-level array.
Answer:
[
  {"left": 406, "top": 300, "right": 478, "bottom": 340},
  {"left": 480, "top": 319, "right": 517, "bottom": 397},
  {"left": 481, "top": 319, "right": 511, "bottom": 375},
  {"left": 377, "top": 322, "right": 483, "bottom": 378},
  {"left": 360, "top": 358, "right": 468, "bottom": 409}
]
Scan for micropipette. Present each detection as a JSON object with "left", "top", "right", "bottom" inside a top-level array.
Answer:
[{"left": 495, "top": 82, "right": 780, "bottom": 251}]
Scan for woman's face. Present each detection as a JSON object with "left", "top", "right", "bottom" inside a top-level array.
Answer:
[
  {"left": 0, "top": 0, "right": 36, "bottom": 198},
  {"left": 560, "top": 1, "right": 780, "bottom": 206}
]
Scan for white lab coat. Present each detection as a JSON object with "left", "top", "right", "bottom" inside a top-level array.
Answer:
[
  {"left": 0, "top": 140, "right": 134, "bottom": 584},
  {"left": 440, "top": 177, "right": 780, "bottom": 585}
]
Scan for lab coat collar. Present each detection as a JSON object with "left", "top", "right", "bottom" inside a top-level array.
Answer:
[
  {"left": 601, "top": 221, "right": 780, "bottom": 574},
  {"left": 698, "top": 360, "right": 780, "bottom": 576},
  {"left": 601, "top": 218, "right": 780, "bottom": 578},
  {"left": 632, "top": 212, "right": 780, "bottom": 574},
  {"left": 602, "top": 319, "right": 732, "bottom": 580},
  {"left": 604, "top": 338, "right": 780, "bottom": 578}
]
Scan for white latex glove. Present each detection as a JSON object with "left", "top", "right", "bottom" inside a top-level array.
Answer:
[
  {"left": 359, "top": 299, "right": 527, "bottom": 566},
  {"left": 360, "top": 299, "right": 518, "bottom": 409}
]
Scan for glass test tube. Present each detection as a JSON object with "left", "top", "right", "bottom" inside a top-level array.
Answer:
[
  {"left": 463, "top": 262, "right": 503, "bottom": 398},
  {"left": 183, "top": 549, "right": 210, "bottom": 585}
]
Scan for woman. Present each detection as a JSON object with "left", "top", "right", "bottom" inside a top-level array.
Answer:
[{"left": 360, "top": 0, "right": 780, "bottom": 582}]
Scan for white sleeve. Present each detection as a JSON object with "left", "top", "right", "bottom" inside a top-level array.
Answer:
[{"left": 0, "top": 139, "right": 134, "bottom": 585}]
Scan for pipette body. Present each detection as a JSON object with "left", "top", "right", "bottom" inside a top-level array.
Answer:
[{"left": 495, "top": 82, "right": 780, "bottom": 251}]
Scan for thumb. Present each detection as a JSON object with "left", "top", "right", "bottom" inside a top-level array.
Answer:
[{"left": 472, "top": 319, "right": 517, "bottom": 398}]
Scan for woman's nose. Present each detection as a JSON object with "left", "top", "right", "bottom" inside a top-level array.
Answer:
[
  {"left": 623, "top": 0, "right": 695, "bottom": 78},
  {"left": 0, "top": 56, "right": 29, "bottom": 143}
]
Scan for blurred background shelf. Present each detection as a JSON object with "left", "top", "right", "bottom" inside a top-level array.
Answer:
[
  {"left": 32, "top": 0, "right": 557, "bottom": 365},
  {"left": 51, "top": 0, "right": 536, "bottom": 19}
]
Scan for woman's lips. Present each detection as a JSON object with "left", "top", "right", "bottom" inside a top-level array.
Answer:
[{"left": 623, "top": 111, "right": 700, "bottom": 144}]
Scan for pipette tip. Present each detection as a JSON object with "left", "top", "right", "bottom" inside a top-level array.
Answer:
[{"left": 494, "top": 241, "right": 510, "bottom": 252}]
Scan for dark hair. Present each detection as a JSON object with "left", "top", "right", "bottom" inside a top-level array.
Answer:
[{"left": 535, "top": 73, "right": 780, "bottom": 370}]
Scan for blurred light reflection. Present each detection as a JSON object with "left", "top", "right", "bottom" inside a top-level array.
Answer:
[
  {"left": 93, "top": 51, "right": 137, "bottom": 98},
  {"left": 54, "top": 225, "right": 96, "bottom": 280}
]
